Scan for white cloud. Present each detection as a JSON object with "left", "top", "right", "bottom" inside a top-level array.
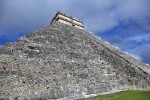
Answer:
[
  {"left": 129, "top": 53, "right": 142, "bottom": 61},
  {"left": 125, "top": 34, "right": 150, "bottom": 42},
  {"left": 1, "top": 0, "right": 150, "bottom": 33},
  {"left": 127, "top": 44, "right": 150, "bottom": 64},
  {"left": 85, "top": 15, "right": 118, "bottom": 33}
]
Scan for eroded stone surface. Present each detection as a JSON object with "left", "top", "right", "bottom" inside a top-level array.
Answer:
[{"left": 0, "top": 22, "right": 150, "bottom": 100}]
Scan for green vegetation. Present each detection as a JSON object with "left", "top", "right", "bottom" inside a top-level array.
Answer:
[{"left": 80, "top": 90, "right": 150, "bottom": 100}]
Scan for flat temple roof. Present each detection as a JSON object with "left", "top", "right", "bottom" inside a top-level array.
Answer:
[{"left": 50, "top": 11, "right": 83, "bottom": 24}]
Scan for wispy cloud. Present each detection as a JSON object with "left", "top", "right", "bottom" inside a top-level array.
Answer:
[
  {"left": 125, "top": 34, "right": 150, "bottom": 42},
  {"left": 127, "top": 44, "right": 150, "bottom": 64}
]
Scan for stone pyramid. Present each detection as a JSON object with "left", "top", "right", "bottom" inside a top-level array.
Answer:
[{"left": 0, "top": 12, "right": 150, "bottom": 100}]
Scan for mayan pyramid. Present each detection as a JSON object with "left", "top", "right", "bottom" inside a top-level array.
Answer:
[{"left": 0, "top": 12, "right": 150, "bottom": 100}]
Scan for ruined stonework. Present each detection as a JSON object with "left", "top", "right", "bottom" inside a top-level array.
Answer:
[{"left": 0, "top": 16, "right": 150, "bottom": 100}]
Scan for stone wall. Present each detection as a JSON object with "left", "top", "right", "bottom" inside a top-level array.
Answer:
[{"left": 0, "top": 22, "right": 150, "bottom": 100}]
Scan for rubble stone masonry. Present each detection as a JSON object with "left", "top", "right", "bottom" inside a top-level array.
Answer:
[{"left": 0, "top": 22, "right": 150, "bottom": 100}]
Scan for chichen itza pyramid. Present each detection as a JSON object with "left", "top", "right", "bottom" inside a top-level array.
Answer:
[{"left": 0, "top": 11, "right": 150, "bottom": 100}]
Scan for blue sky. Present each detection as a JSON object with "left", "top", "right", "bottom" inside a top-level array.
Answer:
[{"left": 0, "top": 0, "right": 150, "bottom": 64}]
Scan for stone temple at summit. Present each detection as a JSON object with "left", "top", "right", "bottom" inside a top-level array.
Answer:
[{"left": 0, "top": 11, "right": 150, "bottom": 100}]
